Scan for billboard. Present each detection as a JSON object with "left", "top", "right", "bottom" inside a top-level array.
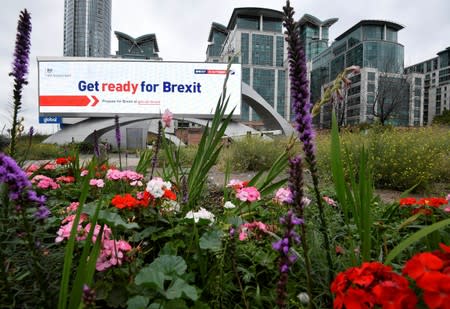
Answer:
[{"left": 38, "top": 58, "right": 241, "bottom": 118}]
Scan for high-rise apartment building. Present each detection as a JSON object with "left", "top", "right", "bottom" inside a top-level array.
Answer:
[
  {"left": 206, "top": 8, "right": 290, "bottom": 123},
  {"left": 63, "top": 0, "right": 112, "bottom": 57},
  {"left": 405, "top": 47, "right": 450, "bottom": 124},
  {"left": 310, "top": 20, "right": 424, "bottom": 127}
]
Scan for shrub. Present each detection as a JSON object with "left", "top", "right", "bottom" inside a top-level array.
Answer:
[
  {"left": 315, "top": 126, "right": 450, "bottom": 191},
  {"left": 217, "top": 136, "right": 289, "bottom": 172}
]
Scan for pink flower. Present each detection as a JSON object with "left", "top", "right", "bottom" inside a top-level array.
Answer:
[
  {"left": 236, "top": 187, "right": 261, "bottom": 202},
  {"left": 239, "top": 221, "right": 268, "bottom": 240},
  {"left": 444, "top": 207, "right": 450, "bottom": 213},
  {"left": 96, "top": 239, "right": 132, "bottom": 271},
  {"left": 66, "top": 202, "right": 80, "bottom": 213},
  {"left": 162, "top": 108, "right": 173, "bottom": 128},
  {"left": 80, "top": 170, "right": 89, "bottom": 177},
  {"left": 43, "top": 163, "right": 56, "bottom": 170},
  {"left": 106, "top": 169, "right": 123, "bottom": 180},
  {"left": 25, "top": 164, "right": 39, "bottom": 173},
  {"left": 323, "top": 196, "right": 337, "bottom": 207},
  {"left": 274, "top": 188, "right": 293, "bottom": 204},
  {"left": 32, "top": 175, "right": 60, "bottom": 189},
  {"left": 89, "top": 178, "right": 105, "bottom": 188},
  {"left": 227, "top": 179, "right": 247, "bottom": 191},
  {"left": 56, "top": 176, "right": 75, "bottom": 183}
]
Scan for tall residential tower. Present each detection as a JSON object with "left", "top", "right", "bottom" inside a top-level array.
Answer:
[{"left": 63, "top": 0, "right": 112, "bottom": 57}]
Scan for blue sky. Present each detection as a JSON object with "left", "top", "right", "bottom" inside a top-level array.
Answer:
[{"left": 1, "top": 0, "right": 449, "bottom": 134}]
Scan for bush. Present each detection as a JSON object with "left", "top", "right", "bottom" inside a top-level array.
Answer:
[
  {"left": 315, "top": 126, "right": 450, "bottom": 191},
  {"left": 217, "top": 136, "right": 289, "bottom": 172}
]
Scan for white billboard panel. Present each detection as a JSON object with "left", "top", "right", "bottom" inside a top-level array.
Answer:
[{"left": 38, "top": 58, "right": 241, "bottom": 118}]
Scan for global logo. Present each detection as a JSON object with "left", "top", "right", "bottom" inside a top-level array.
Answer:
[{"left": 46, "top": 68, "right": 53, "bottom": 73}]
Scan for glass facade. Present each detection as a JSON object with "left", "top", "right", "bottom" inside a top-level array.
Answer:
[
  {"left": 263, "top": 18, "right": 282, "bottom": 32},
  {"left": 363, "top": 41, "right": 404, "bottom": 73},
  {"left": 277, "top": 71, "right": 286, "bottom": 117},
  {"left": 253, "top": 69, "right": 275, "bottom": 107},
  {"left": 64, "top": 0, "right": 111, "bottom": 57},
  {"left": 241, "top": 33, "right": 249, "bottom": 64},
  {"left": 236, "top": 16, "right": 259, "bottom": 30},
  {"left": 276, "top": 37, "right": 284, "bottom": 67},
  {"left": 252, "top": 34, "right": 273, "bottom": 66}
]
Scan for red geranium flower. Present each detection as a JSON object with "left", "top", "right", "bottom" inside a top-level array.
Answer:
[
  {"left": 399, "top": 197, "right": 417, "bottom": 206},
  {"left": 55, "top": 157, "right": 70, "bottom": 165},
  {"left": 163, "top": 189, "right": 176, "bottom": 201},
  {"left": 417, "top": 197, "right": 448, "bottom": 207},
  {"left": 111, "top": 194, "right": 140, "bottom": 209},
  {"left": 332, "top": 262, "right": 417, "bottom": 309},
  {"left": 403, "top": 244, "right": 450, "bottom": 309}
]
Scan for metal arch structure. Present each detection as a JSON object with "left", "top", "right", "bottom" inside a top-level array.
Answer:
[{"left": 241, "top": 82, "right": 294, "bottom": 136}]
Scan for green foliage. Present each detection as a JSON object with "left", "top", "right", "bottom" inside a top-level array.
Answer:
[
  {"left": 330, "top": 113, "right": 374, "bottom": 263},
  {"left": 218, "top": 136, "right": 291, "bottom": 172},
  {"left": 316, "top": 125, "right": 450, "bottom": 191},
  {"left": 432, "top": 109, "right": 450, "bottom": 125}
]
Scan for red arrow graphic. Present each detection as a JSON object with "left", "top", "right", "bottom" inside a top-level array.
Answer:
[
  {"left": 90, "top": 96, "right": 99, "bottom": 107},
  {"left": 40, "top": 95, "right": 91, "bottom": 106}
]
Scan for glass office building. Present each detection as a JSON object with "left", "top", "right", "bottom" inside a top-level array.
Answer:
[
  {"left": 311, "top": 20, "right": 424, "bottom": 127},
  {"left": 114, "top": 32, "right": 161, "bottom": 60},
  {"left": 64, "top": 0, "right": 112, "bottom": 57},
  {"left": 206, "top": 8, "right": 289, "bottom": 123},
  {"left": 405, "top": 47, "right": 450, "bottom": 125},
  {"left": 298, "top": 14, "right": 338, "bottom": 61}
]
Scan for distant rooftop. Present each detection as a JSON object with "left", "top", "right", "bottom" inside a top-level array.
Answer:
[
  {"left": 335, "top": 20, "right": 404, "bottom": 41},
  {"left": 226, "top": 7, "right": 284, "bottom": 30},
  {"left": 298, "top": 14, "right": 338, "bottom": 28},
  {"left": 114, "top": 31, "right": 159, "bottom": 52}
]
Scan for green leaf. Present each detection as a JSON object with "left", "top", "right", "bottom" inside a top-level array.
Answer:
[
  {"left": 164, "top": 278, "right": 198, "bottom": 301},
  {"left": 385, "top": 218, "right": 450, "bottom": 264},
  {"left": 165, "top": 299, "right": 188, "bottom": 309},
  {"left": 153, "top": 255, "right": 187, "bottom": 277},
  {"left": 199, "top": 229, "right": 222, "bottom": 251},
  {"left": 127, "top": 296, "right": 149, "bottom": 309},
  {"left": 135, "top": 266, "right": 166, "bottom": 290}
]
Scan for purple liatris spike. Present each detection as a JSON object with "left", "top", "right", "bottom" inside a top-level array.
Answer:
[
  {"left": 283, "top": 2, "right": 316, "bottom": 164},
  {"left": 0, "top": 153, "right": 47, "bottom": 217},
  {"left": 114, "top": 114, "right": 121, "bottom": 148},
  {"left": 273, "top": 208, "right": 303, "bottom": 308},
  {"left": 10, "top": 9, "right": 31, "bottom": 85},
  {"left": 82, "top": 284, "right": 96, "bottom": 307},
  {"left": 9, "top": 9, "right": 32, "bottom": 158},
  {"left": 34, "top": 205, "right": 51, "bottom": 220}
]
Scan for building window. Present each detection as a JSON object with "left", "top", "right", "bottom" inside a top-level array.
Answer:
[
  {"left": 263, "top": 17, "right": 282, "bottom": 32},
  {"left": 367, "top": 83, "right": 375, "bottom": 93},
  {"left": 363, "top": 25, "right": 383, "bottom": 40},
  {"left": 253, "top": 68, "right": 275, "bottom": 106},
  {"left": 368, "top": 72, "right": 376, "bottom": 81},
  {"left": 277, "top": 70, "right": 286, "bottom": 117},
  {"left": 276, "top": 36, "right": 284, "bottom": 67},
  {"left": 237, "top": 16, "right": 259, "bottom": 30},
  {"left": 414, "top": 77, "right": 422, "bottom": 86},
  {"left": 252, "top": 34, "right": 273, "bottom": 66},
  {"left": 241, "top": 33, "right": 249, "bottom": 64}
]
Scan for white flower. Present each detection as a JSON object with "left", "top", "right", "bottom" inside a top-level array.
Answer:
[
  {"left": 146, "top": 177, "right": 171, "bottom": 198},
  {"left": 224, "top": 201, "right": 236, "bottom": 209},
  {"left": 297, "top": 292, "right": 310, "bottom": 305},
  {"left": 185, "top": 207, "right": 215, "bottom": 224}
]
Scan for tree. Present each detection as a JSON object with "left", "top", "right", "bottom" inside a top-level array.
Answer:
[
  {"left": 371, "top": 73, "right": 409, "bottom": 125},
  {"left": 432, "top": 109, "right": 450, "bottom": 125}
]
